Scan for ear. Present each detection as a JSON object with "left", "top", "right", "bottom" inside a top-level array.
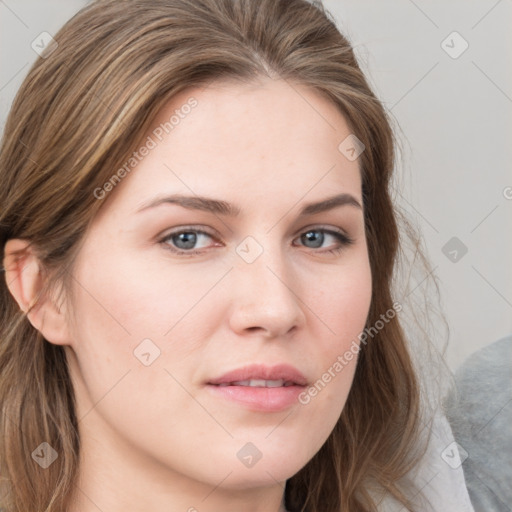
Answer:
[{"left": 3, "top": 239, "right": 72, "bottom": 345}]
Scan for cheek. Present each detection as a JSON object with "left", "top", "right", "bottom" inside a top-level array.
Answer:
[
  {"left": 65, "top": 258, "right": 209, "bottom": 438},
  {"left": 65, "top": 247, "right": 233, "bottom": 413},
  {"left": 310, "top": 255, "right": 372, "bottom": 350},
  {"left": 70, "top": 239, "right": 229, "bottom": 338},
  {"left": 299, "top": 257, "right": 372, "bottom": 413}
]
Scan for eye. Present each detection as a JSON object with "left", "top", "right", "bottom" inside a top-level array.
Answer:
[
  {"left": 294, "top": 227, "right": 354, "bottom": 255},
  {"left": 158, "top": 226, "right": 354, "bottom": 256},
  {"left": 160, "top": 227, "right": 218, "bottom": 255}
]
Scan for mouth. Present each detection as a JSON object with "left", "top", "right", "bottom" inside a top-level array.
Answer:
[{"left": 205, "top": 364, "right": 308, "bottom": 412}]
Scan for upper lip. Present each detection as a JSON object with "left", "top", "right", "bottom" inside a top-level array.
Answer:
[{"left": 207, "top": 363, "right": 308, "bottom": 386}]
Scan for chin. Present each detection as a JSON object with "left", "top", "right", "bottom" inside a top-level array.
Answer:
[{"left": 217, "top": 463, "right": 300, "bottom": 490}]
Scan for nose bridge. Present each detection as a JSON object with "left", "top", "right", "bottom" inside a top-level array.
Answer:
[
  {"left": 229, "top": 233, "right": 305, "bottom": 336},
  {"left": 236, "top": 234, "right": 291, "bottom": 292}
]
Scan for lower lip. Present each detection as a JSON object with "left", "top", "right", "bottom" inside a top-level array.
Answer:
[{"left": 205, "top": 384, "right": 305, "bottom": 412}]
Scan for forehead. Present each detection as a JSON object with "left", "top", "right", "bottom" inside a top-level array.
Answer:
[
  {"left": 99, "top": 77, "right": 363, "bottom": 217},
  {"left": 155, "top": 77, "right": 356, "bottom": 158}
]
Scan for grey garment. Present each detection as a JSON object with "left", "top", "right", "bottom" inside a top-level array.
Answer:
[
  {"left": 367, "top": 406, "right": 475, "bottom": 512},
  {"left": 444, "top": 335, "right": 512, "bottom": 512}
]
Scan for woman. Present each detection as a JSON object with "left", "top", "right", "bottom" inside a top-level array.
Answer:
[{"left": 0, "top": 0, "right": 474, "bottom": 511}]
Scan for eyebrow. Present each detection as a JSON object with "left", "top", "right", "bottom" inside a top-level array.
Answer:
[{"left": 136, "top": 192, "right": 362, "bottom": 217}]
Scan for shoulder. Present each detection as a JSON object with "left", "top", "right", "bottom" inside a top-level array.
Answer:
[{"left": 444, "top": 335, "right": 512, "bottom": 512}]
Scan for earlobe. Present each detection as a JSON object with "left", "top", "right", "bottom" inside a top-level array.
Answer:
[{"left": 3, "top": 239, "right": 72, "bottom": 346}]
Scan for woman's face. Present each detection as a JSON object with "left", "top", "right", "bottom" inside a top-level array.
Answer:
[{"left": 64, "top": 77, "right": 372, "bottom": 494}]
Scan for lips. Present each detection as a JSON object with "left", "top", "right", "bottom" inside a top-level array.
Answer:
[
  {"left": 207, "top": 363, "right": 308, "bottom": 387},
  {"left": 205, "top": 363, "right": 308, "bottom": 412}
]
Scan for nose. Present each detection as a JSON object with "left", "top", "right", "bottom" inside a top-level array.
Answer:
[{"left": 228, "top": 243, "right": 307, "bottom": 339}]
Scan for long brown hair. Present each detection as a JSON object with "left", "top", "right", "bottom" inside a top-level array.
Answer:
[{"left": 0, "top": 1, "right": 445, "bottom": 510}]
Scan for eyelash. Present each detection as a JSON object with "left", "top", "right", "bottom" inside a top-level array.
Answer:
[{"left": 158, "top": 226, "right": 355, "bottom": 257}]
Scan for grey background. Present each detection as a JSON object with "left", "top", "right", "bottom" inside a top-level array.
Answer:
[{"left": 1, "top": 0, "right": 511, "bottom": 372}]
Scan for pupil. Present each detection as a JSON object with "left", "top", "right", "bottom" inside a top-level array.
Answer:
[
  {"left": 175, "top": 232, "right": 197, "bottom": 249},
  {"left": 303, "top": 230, "right": 323, "bottom": 248}
]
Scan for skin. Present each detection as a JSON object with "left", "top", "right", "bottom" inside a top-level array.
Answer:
[{"left": 4, "top": 76, "right": 372, "bottom": 512}]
